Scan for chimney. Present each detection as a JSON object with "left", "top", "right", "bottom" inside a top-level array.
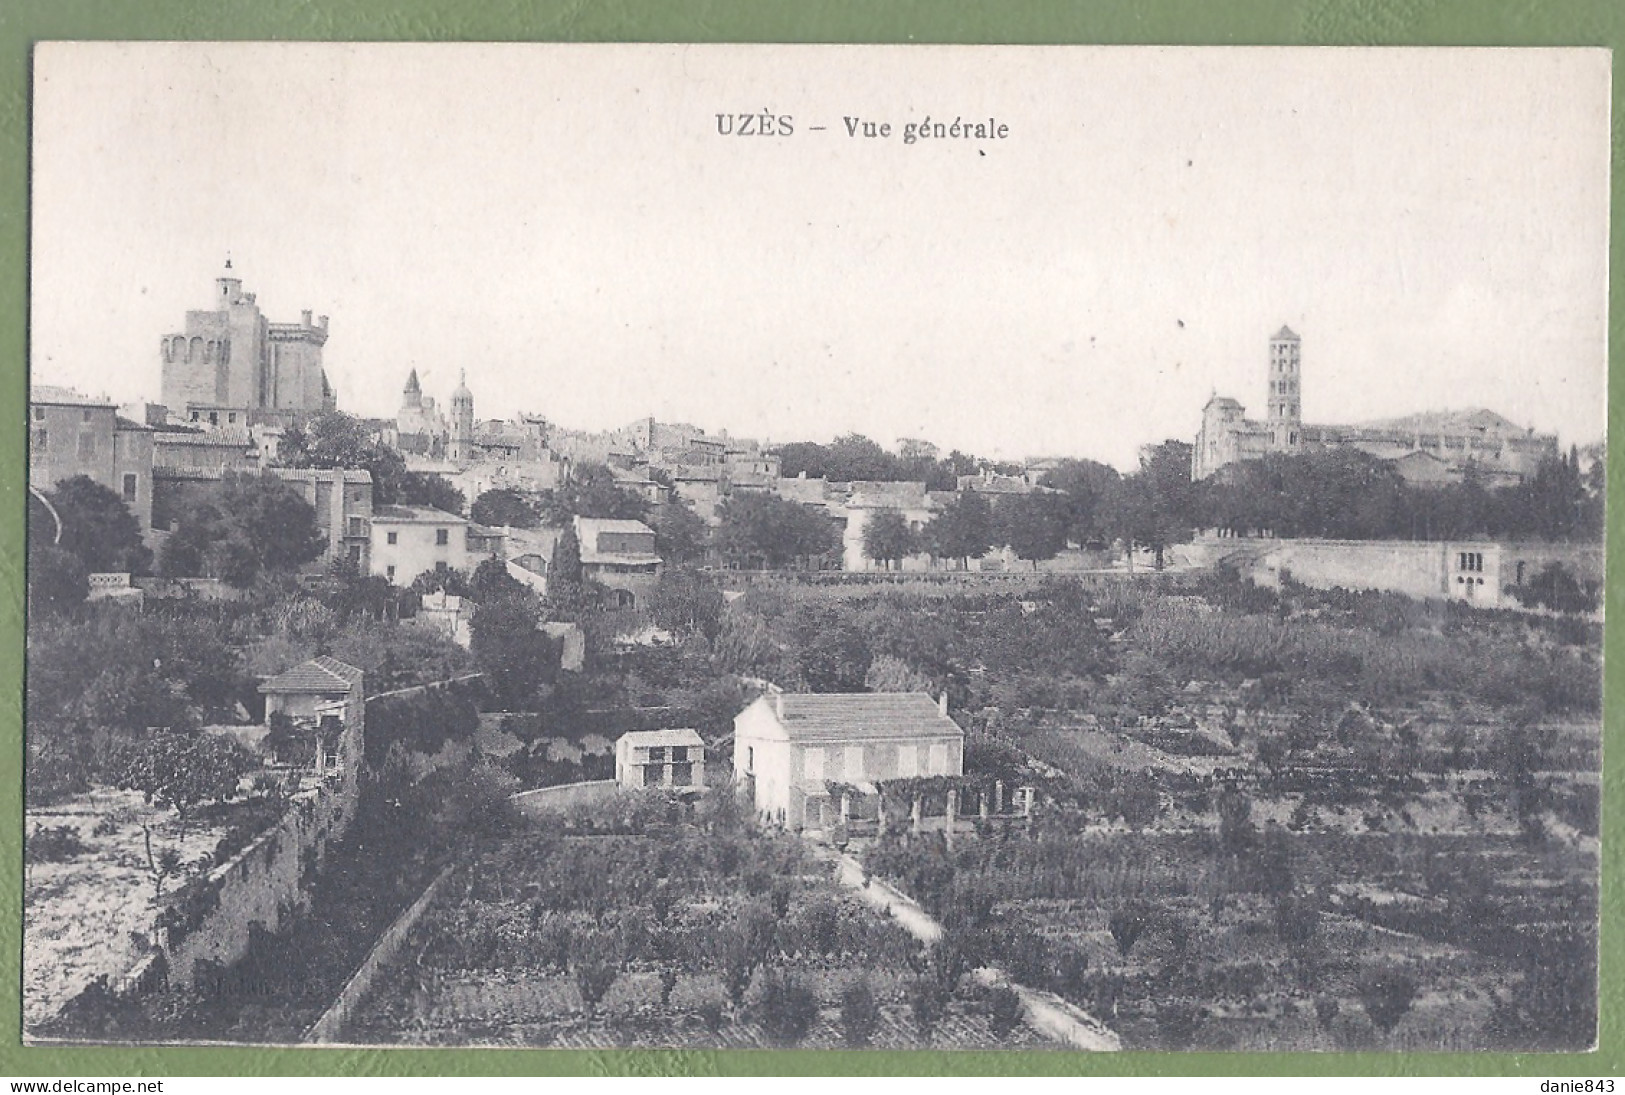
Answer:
[
  {"left": 773, "top": 690, "right": 784, "bottom": 719},
  {"left": 938, "top": 692, "right": 949, "bottom": 716}
]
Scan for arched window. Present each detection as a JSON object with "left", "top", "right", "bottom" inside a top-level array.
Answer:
[{"left": 189, "top": 337, "right": 203, "bottom": 362}]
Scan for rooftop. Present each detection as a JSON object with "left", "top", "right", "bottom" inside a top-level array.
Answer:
[
  {"left": 259, "top": 656, "right": 364, "bottom": 695},
  {"left": 619, "top": 728, "right": 705, "bottom": 749},
  {"left": 576, "top": 516, "right": 656, "bottom": 536},
  {"left": 31, "top": 385, "right": 113, "bottom": 408},
  {"left": 372, "top": 504, "right": 466, "bottom": 523},
  {"left": 760, "top": 692, "right": 961, "bottom": 743}
]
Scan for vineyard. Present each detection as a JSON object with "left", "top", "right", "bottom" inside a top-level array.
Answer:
[{"left": 344, "top": 808, "right": 1054, "bottom": 1049}]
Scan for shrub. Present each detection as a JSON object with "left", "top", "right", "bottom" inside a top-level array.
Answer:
[
  {"left": 909, "top": 976, "right": 950, "bottom": 1037},
  {"left": 25, "top": 824, "right": 88, "bottom": 864},
  {"left": 570, "top": 930, "right": 622, "bottom": 1016},
  {"left": 1109, "top": 902, "right": 1152, "bottom": 957},
  {"left": 755, "top": 968, "right": 820, "bottom": 1047},
  {"left": 987, "top": 984, "right": 1024, "bottom": 1039},
  {"left": 839, "top": 977, "right": 882, "bottom": 1048},
  {"left": 1358, "top": 968, "right": 1418, "bottom": 1035}
]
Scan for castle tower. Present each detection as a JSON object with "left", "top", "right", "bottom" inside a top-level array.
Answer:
[
  {"left": 400, "top": 368, "right": 423, "bottom": 414},
  {"left": 1266, "top": 325, "right": 1302, "bottom": 450},
  {"left": 448, "top": 370, "right": 475, "bottom": 462}
]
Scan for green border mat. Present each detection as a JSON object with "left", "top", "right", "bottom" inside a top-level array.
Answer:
[{"left": 1, "top": 0, "right": 1619, "bottom": 1079}]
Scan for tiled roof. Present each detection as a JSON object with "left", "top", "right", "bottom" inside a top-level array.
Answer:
[
  {"left": 767, "top": 692, "right": 961, "bottom": 743},
  {"left": 576, "top": 516, "right": 655, "bottom": 536},
  {"left": 373, "top": 504, "right": 465, "bottom": 523},
  {"left": 153, "top": 429, "right": 253, "bottom": 447},
  {"left": 259, "top": 656, "right": 363, "bottom": 695},
  {"left": 618, "top": 728, "right": 704, "bottom": 749},
  {"left": 31, "top": 385, "right": 113, "bottom": 407}
]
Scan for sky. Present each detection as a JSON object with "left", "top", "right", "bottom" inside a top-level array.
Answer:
[{"left": 30, "top": 43, "right": 1611, "bottom": 471}]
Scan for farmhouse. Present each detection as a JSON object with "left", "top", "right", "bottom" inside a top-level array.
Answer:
[{"left": 733, "top": 691, "right": 964, "bottom": 830}]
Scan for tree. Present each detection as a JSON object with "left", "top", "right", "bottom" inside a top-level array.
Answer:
[
  {"left": 648, "top": 569, "right": 724, "bottom": 639},
  {"left": 411, "top": 566, "right": 472, "bottom": 598},
  {"left": 797, "top": 623, "right": 872, "bottom": 692},
  {"left": 469, "top": 556, "right": 527, "bottom": 602},
  {"left": 279, "top": 410, "right": 409, "bottom": 504},
  {"left": 1039, "top": 458, "right": 1121, "bottom": 545},
  {"left": 114, "top": 732, "right": 253, "bottom": 830},
  {"left": 994, "top": 493, "right": 1070, "bottom": 570},
  {"left": 1357, "top": 968, "right": 1418, "bottom": 1036},
  {"left": 28, "top": 546, "right": 88, "bottom": 618},
  {"left": 715, "top": 493, "right": 839, "bottom": 569},
  {"left": 471, "top": 487, "right": 538, "bottom": 529},
  {"left": 862, "top": 509, "right": 918, "bottom": 570},
  {"left": 923, "top": 491, "right": 995, "bottom": 568},
  {"left": 470, "top": 593, "right": 557, "bottom": 709},
  {"left": 839, "top": 976, "right": 882, "bottom": 1047},
  {"left": 535, "top": 463, "right": 649, "bottom": 524},
  {"left": 398, "top": 471, "right": 465, "bottom": 515},
  {"left": 48, "top": 476, "right": 153, "bottom": 574},
  {"left": 654, "top": 497, "right": 710, "bottom": 564},
  {"left": 160, "top": 471, "right": 325, "bottom": 587},
  {"left": 1105, "top": 440, "right": 1198, "bottom": 569}
]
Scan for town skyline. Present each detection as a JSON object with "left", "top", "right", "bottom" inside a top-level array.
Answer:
[{"left": 30, "top": 43, "right": 1609, "bottom": 470}]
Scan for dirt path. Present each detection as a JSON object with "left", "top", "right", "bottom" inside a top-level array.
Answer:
[{"left": 817, "top": 848, "right": 1121, "bottom": 1051}]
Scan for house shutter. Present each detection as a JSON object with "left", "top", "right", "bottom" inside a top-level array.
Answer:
[
  {"left": 896, "top": 744, "right": 918, "bottom": 778},
  {"left": 927, "top": 742, "right": 949, "bottom": 774},
  {"left": 844, "top": 745, "right": 865, "bottom": 781},
  {"left": 803, "top": 747, "right": 824, "bottom": 780}
]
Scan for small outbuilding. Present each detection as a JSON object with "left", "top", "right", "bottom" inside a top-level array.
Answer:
[{"left": 614, "top": 728, "right": 706, "bottom": 793}]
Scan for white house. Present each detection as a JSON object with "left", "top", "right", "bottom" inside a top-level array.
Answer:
[
  {"left": 368, "top": 504, "right": 505, "bottom": 586},
  {"left": 733, "top": 691, "right": 963, "bottom": 830}
]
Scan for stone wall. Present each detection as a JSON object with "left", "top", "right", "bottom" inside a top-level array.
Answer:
[
  {"left": 510, "top": 780, "right": 619, "bottom": 820},
  {"left": 158, "top": 776, "right": 354, "bottom": 988}
]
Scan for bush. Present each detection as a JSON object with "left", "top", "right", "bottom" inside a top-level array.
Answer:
[
  {"left": 839, "top": 976, "right": 881, "bottom": 1048},
  {"left": 1358, "top": 968, "right": 1418, "bottom": 1035},
  {"left": 755, "top": 968, "right": 820, "bottom": 1047},
  {"left": 25, "top": 824, "right": 88, "bottom": 864},
  {"left": 909, "top": 976, "right": 950, "bottom": 1037},
  {"left": 1109, "top": 901, "right": 1152, "bottom": 957},
  {"left": 987, "top": 984, "right": 1024, "bottom": 1039}
]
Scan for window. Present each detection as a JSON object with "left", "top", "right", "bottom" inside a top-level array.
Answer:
[
  {"left": 82, "top": 409, "right": 92, "bottom": 423},
  {"left": 387, "top": 531, "right": 398, "bottom": 545},
  {"left": 746, "top": 746, "right": 754, "bottom": 773},
  {"left": 928, "top": 742, "right": 950, "bottom": 773},
  {"left": 671, "top": 761, "right": 693, "bottom": 786},
  {"left": 844, "top": 745, "right": 865, "bottom": 780},
  {"left": 648, "top": 747, "right": 667, "bottom": 763},
  {"left": 643, "top": 764, "right": 661, "bottom": 787},
  {"left": 895, "top": 744, "right": 918, "bottom": 778},
  {"left": 32, "top": 407, "right": 43, "bottom": 421},
  {"left": 190, "top": 411, "right": 199, "bottom": 422},
  {"left": 670, "top": 746, "right": 688, "bottom": 762},
  {"left": 122, "top": 474, "right": 137, "bottom": 501},
  {"left": 436, "top": 528, "right": 449, "bottom": 546},
  {"left": 803, "top": 747, "right": 824, "bottom": 780},
  {"left": 228, "top": 412, "right": 237, "bottom": 424},
  {"left": 209, "top": 412, "right": 219, "bottom": 426},
  {"left": 77, "top": 433, "right": 96, "bottom": 459},
  {"left": 348, "top": 545, "right": 361, "bottom": 562},
  {"left": 348, "top": 516, "right": 366, "bottom": 537},
  {"left": 386, "top": 565, "right": 396, "bottom": 581},
  {"left": 30, "top": 428, "right": 45, "bottom": 451}
]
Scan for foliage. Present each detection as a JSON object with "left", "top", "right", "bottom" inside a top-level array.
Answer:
[
  {"left": 398, "top": 472, "right": 465, "bottom": 516},
  {"left": 470, "top": 593, "right": 557, "bottom": 709},
  {"left": 648, "top": 568, "right": 724, "bottom": 640},
  {"left": 25, "top": 824, "right": 89, "bottom": 864},
  {"left": 471, "top": 487, "right": 539, "bottom": 529},
  {"left": 1108, "top": 901, "right": 1152, "bottom": 956},
  {"left": 534, "top": 463, "right": 649, "bottom": 524},
  {"left": 1104, "top": 440, "right": 1197, "bottom": 568},
  {"left": 923, "top": 491, "right": 997, "bottom": 567},
  {"left": 987, "top": 984, "right": 1024, "bottom": 1039},
  {"left": 993, "top": 493, "right": 1070, "bottom": 569},
  {"left": 1357, "top": 968, "right": 1419, "bottom": 1035},
  {"left": 655, "top": 497, "right": 711, "bottom": 564},
  {"left": 1509, "top": 562, "right": 1599, "bottom": 615},
  {"left": 754, "top": 968, "right": 821, "bottom": 1046},
  {"left": 838, "top": 976, "right": 882, "bottom": 1047},
  {"left": 1037, "top": 458, "right": 1122, "bottom": 545},
  {"left": 278, "top": 411, "right": 409, "bottom": 504},
  {"left": 160, "top": 471, "right": 325, "bottom": 587},
  {"left": 114, "top": 732, "right": 253, "bottom": 821},
  {"left": 862, "top": 509, "right": 919, "bottom": 569},
  {"left": 27, "top": 545, "right": 89, "bottom": 617},
  {"left": 715, "top": 493, "right": 840, "bottom": 569},
  {"left": 46, "top": 475, "right": 153, "bottom": 574},
  {"left": 570, "top": 928, "right": 623, "bottom": 1016}
]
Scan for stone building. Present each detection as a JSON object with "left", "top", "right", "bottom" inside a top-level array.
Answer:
[
  {"left": 160, "top": 261, "right": 337, "bottom": 428},
  {"left": 615, "top": 728, "right": 706, "bottom": 793},
  {"left": 1192, "top": 326, "right": 1557, "bottom": 483},
  {"left": 28, "top": 385, "right": 154, "bottom": 532}
]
